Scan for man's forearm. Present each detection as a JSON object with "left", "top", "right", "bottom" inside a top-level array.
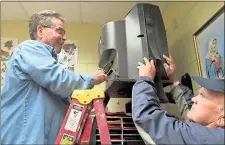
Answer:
[
  {"left": 132, "top": 77, "right": 161, "bottom": 124},
  {"left": 132, "top": 77, "right": 187, "bottom": 144},
  {"left": 170, "top": 83, "right": 192, "bottom": 120}
]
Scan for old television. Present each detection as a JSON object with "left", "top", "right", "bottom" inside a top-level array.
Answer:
[{"left": 98, "top": 3, "right": 172, "bottom": 102}]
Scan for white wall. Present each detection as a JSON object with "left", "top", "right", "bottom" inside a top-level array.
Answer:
[{"left": 165, "top": 2, "right": 224, "bottom": 95}]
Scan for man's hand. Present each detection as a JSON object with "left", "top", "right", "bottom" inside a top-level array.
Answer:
[
  {"left": 92, "top": 70, "right": 107, "bottom": 85},
  {"left": 163, "top": 55, "right": 177, "bottom": 82},
  {"left": 137, "top": 57, "right": 156, "bottom": 79}
]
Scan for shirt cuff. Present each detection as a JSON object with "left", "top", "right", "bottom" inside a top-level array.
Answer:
[
  {"left": 88, "top": 76, "right": 95, "bottom": 89},
  {"left": 139, "top": 76, "right": 154, "bottom": 82}
]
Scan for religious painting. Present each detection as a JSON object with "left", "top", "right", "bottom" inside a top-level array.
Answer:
[{"left": 193, "top": 6, "right": 224, "bottom": 79}]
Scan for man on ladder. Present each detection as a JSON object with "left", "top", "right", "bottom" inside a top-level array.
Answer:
[{"left": 55, "top": 89, "right": 111, "bottom": 145}]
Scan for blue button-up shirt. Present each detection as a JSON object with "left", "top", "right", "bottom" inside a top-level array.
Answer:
[
  {"left": 1, "top": 40, "right": 94, "bottom": 144},
  {"left": 132, "top": 77, "right": 224, "bottom": 144}
]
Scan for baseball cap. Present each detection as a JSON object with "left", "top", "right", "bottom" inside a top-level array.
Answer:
[{"left": 193, "top": 76, "right": 224, "bottom": 93}]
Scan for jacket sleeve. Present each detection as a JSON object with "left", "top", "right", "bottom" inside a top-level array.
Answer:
[
  {"left": 170, "top": 84, "right": 192, "bottom": 120},
  {"left": 131, "top": 76, "right": 223, "bottom": 144},
  {"left": 12, "top": 43, "right": 94, "bottom": 99}
]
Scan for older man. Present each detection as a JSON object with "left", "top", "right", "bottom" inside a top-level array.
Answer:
[
  {"left": 1, "top": 10, "right": 107, "bottom": 144},
  {"left": 132, "top": 56, "right": 224, "bottom": 144}
]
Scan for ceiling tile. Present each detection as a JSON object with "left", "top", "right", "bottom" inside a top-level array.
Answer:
[
  {"left": 1, "top": 2, "right": 29, "bottom": 21},
  {"left": 20, "top": 2, "right": 81, "bottom": 23},
  {"left": 81, "top": 2, "right": 136, "bottom": 24},
  {"left": 81, "top": 2, "right": 168, "bottom": 24},
  {"left": 2, "top": 2, "right": 168, "bottom": 25}
]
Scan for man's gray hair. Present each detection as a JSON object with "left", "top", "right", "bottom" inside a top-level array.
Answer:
[{"left": 29, "top": 10, "right": 65, "bottom": 40}]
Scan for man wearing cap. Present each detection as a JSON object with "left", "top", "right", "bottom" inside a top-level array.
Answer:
[{"left": 132, "top": 55, "right": 224, "bottom": 144}]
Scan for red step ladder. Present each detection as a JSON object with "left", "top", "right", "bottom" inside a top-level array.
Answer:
[{"left": 55, "top": 89, "right": 111, "bottom": 145}]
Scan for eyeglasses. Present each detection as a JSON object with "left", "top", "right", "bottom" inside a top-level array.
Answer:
[
  {"left": 54, "top": 28, "right": 65, "bottom": 35},
  {"left": 43, "top": 26, "right": 66, "bottom": 35}
]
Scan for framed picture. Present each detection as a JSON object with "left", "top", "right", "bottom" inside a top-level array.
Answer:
[
  {"left": 193, "top": 6, "right": 224, "bottom": 79},
  {"left": 0, "top": 37, "right": 18, "bottom": 60},
  {"left": 57, "top": 40, "right": 79, "bottom": 72},
  {"left": 1, "top": 60, "right": 8, "bottom": 91},
  {"left": 0, "top": 37, "right": 18, "bottom": 92}
]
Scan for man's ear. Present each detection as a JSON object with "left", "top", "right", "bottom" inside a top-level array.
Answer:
[
  {"left": 37, "top": 25, "right": 43, "bottom": 39},
  {"left": 217, "top": 114, "right": 225, "bottom": 128}
]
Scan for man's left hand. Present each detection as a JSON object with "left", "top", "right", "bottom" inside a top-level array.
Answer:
[{"left": 137, "top": 57, "right": 156, "bottom": 79}]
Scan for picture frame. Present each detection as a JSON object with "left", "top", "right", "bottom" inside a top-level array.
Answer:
[
  {"left": 0, "top": 37, "right": 18, "bottom": 92},
  {"left": 57, "top": 40, "right": 79, "bottom": 72},
  {"left": 1, "top": 60, "right": 8, "bottom": 91},
  {"left": 0, "top": 37, "right": 18, "bottom": 60},
  {"left": 193, "top": 6, "right": 224, "bottom": 79}
]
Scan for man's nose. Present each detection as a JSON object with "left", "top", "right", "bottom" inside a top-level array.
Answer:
[
  {"left": 192, "top": 96, "right": 198, "bottom": 104},
  {"left": 62, "top": 35, "right": 67, "bottom": 41}
]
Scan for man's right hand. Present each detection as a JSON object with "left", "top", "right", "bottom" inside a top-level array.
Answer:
[
  {"left": 92, "top": 70, "right": 107, "bottom": 85},
  {"left": 163, "top": 55, "right": 177, "bottom": 83}
]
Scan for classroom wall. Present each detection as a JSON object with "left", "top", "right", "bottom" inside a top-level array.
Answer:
[{"left": 164, "top": 2, "right": 224, "bottom": 95}]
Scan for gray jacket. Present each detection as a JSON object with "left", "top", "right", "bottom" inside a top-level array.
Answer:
[{"left": 170, "top": 83, "right": 193, "bottom": 120}]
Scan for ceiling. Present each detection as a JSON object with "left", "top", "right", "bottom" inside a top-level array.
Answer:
[
  {"left": 1, "top": 2, "right": 168, "bottom": 24},
  {"left": 1, "top": 1, "right": 200, "bottom": 34}
]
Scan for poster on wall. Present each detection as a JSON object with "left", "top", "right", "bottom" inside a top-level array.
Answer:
[
  {"left": 0, "top": 37, "right": 18, "bottom": 60},
  {"left": 0, "top": 37, "right": 18, "bottom": 92},
  {"left": 57, "top": 40, "right": 79, "bottom": 72},
  {"left": 193, "top": 6, "right": 224, "bottom": 79},
  {"left": 1, "top": 61, "right": 7, "bottom": 90}
]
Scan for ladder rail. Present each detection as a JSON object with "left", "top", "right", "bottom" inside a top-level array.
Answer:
[{"left": 93, "top": 99, "right": 111, "bottom": 145}]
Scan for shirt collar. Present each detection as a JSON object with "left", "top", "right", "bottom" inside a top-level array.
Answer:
[{"left": 28, "top": 40, "right": 58, "bottom": 61}]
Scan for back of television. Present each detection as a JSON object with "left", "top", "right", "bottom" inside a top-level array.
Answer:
[{"left": 98, "top": 3, "right": 173, "bottom": 108}]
